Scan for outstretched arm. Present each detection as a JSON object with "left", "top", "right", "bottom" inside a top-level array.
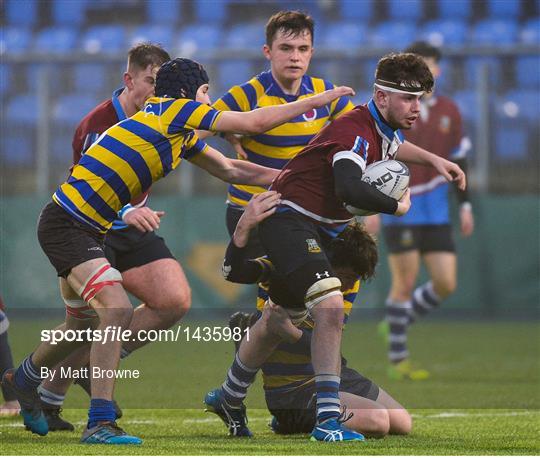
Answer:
[{"left": 213, "top": 86, "right": 355, "bottom": 135}]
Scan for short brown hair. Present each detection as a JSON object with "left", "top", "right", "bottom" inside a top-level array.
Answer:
[
  {"left": 375, "top": 52, "right": 434, "bottom": 93},
  {"left": 265, "top": 10, "right": 314, "bottom": 47},
  {"left": 127, "top": 43, "right": 170, "bottom": 73}
]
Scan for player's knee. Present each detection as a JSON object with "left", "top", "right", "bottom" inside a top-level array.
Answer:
[
  {"left": 360, "top": 408, "right": 390, "bottom": 438},
  {"left": 389, "top": 409, "right": 413, "bottom": 435},
  {"left": 149, "top": 286, "right": 191, "bottom": 324},
  {"left": 433, "top": 277, "right": 456, "bottom": 299}
]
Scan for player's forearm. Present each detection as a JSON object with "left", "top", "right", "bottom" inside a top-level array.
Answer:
[
  {"left": 225, "top": 160, "right": 279, "bottom": 186},
  {"left": 398, "top": 141, "right": 439, "bottom": 166},
  {"left": 452, "top": 157, "right": 471, "bottom": 204}
]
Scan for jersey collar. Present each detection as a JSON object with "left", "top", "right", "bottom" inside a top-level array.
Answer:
[
  {"left": 111, "top": 87, "right": 127, "bottom": 121},
  {"left": 367, "top": 99, "right": 404, "bottom": 143},
  {"left": 261, "top": 70, "right": 313, "bottom": 102}
]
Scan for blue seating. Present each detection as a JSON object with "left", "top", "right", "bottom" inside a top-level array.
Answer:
[
  {"left": 6, "top": 0, "right": 38, "bottom": 27},
  {"left": 369, "top": 22, "right": 417, "bottom": 48},
  {"left": 486, "top": 0, "right": 521, "bottom": 18},
  {"left": 0, "top": 27, "right": 33, "bottom": 54},
  {"left": 81, "top": 25, "right": 127, "bottom": 54},
  {"left": 340, "top": 0, "right": 373, "bottom": 21},
  {"left": 53, "top": 94, "right": 99, "bottom": 127},
  {"left": 194, "top": 0, "right": 228, "bottom": 23},
  {"left": 216, "top": 60, "right": 253, "bottom": 95},
  {"left": 50, "top": 134, "right": 75, "bottom": 163},
  {"left": 499, "top": 89, "right": 540, "bottom": 124},
  {"left": 52, "top": 0, "right": 88, "bottom": 26},
  {"left": 420, "top": 20, "right": 467, "bottom": 47},
  {"left": 320, "top": 22, "right": 368, "bottom": 51},
  {"left": 470, "top": 20, "right": 518, "bottom": 46},
  {"left": 225, "top": 23, "right": 265, "bottom": 50},
  {"left": 515, "top": 56, "right": 540, "bottom": 89},
  {"left": 463, "top": 57, "right": 502, "bottom": 90},
  {"left": 0, "top": 65, "right": 11, "bottom": 95},
  {"left": 176, "top": 25, "right": 222, "bottom": 54},
  {"left": 494, "top": 123, "right": 528, "bottom": 160},
  {"left": 437, "top": 0, "right": 472, "bottom": 20},
  {"left": 26, "top": 64, "right": 63, "bottom": 93},
  {"left": 452, "top": 90, "right": 478, "bottom": 125},
  {"left": 520, "top": 18, "right": 540, "bottom": 45},
  {"left": 130, "top": 25, "right": 175, "bottom": 50},
  {"left": 34, "top": 27, "right": 78, "bottom": 54},
  {"left": 73, "top": 63, "right": 108, "bottom": 94},
  {"left": 388, "top": 0, "right": 423, "bottom": 21},
  {"left": 1, "top": 133, "right": 34, "bottom": 166},
  {"left": 146, "top": 0, "right": 182, "bottom": 25}
]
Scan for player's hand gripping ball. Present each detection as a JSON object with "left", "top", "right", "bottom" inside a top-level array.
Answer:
[{"left": 346, "top": 160, "right": 410, "bottom": 216}]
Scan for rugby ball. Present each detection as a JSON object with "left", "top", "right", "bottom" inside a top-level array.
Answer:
[{"left": 345, "top": 160, "right": 410, "bottom": 216}]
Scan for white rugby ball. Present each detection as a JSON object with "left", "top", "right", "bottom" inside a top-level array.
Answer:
[{"left": 345, "top": 160, "right": 410, "bottom": 217}]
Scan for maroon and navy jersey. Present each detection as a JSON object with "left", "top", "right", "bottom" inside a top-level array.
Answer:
[
  {"left": 71, "top": 88, "right": 148, "bottom": 229},
  {"left": 382, "top": 95, "right": 470, "bottom": 226},
  {"left": 273, "top": 99, "right": 404, "bottom": 227}
]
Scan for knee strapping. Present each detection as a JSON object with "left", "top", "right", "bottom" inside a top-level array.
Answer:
[
  {"left": 77, "top": 263, "right": 122, "bottom": 303},
  {"left": 305, "top": 277, "right": 342, "bottom": 310},
  {"left": 62, "top": 296, "right": 97, "bottom": 320}
]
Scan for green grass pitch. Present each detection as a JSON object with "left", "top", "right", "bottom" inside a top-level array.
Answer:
[{"left": 1, "top": 319, "right": 539, "bottom": 455}]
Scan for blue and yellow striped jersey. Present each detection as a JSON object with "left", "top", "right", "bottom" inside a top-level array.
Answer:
[
  {"left": 53, "top": 97, "right": 222, "bottom": 233},
  {"left": 213, "top": 70, "right": 354, "bottom": 207},
  {"left": 256, "top": 280, "right": 360, "bottom": 392}
]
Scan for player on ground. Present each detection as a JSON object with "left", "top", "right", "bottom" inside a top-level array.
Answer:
[
  {"left": 1, "top": 57, "right": 353, "bottom": 445},
  {"left": 206, "top": 192, "right": 412, "bottom": 439},
  {"left": 0, "top": 296, "right": 20, "bottom": 416},
  {"left": 365, "top": 42, "right": 474, "bottom": 381},
  {"left": 36, "top": 42, "right": 179, "bottom": 432},
  {"left": 213, "top": 10, "right": 354, "bottom": 259},
  {"left": 204, "top": 52, "right": 466, "bottom": 443}
]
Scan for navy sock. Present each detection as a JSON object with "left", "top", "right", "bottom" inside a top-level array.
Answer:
[
  {"left": 410, "top": 281, "right": 441, "bottom": 323},
  {"left": 14, "top": 355, "right": 42, "bottom": 391},
  {"left": 88, "top": 398, "right": 116, "bottom": 429},
  {"left": 315, "top": 374, "right": 341, "bottom": 424},
  {"left": 385, "top": 299, "right": 411, "bottom": 363},
  {"left": 221, "top": 354, "right": 258, "bottom": 408},
  {"left": 0, "top": 330, "right": 16, "bottom": 401}
]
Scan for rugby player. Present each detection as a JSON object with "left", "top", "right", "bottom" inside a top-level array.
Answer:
[
  {"left": 206, "top": 191, "right": 412, "bottom": 439},
  {"left": 1, "top": 57, "right": 353, "bottom": 444},
  {"left": 204, "top": 52, "right": 466, "bottom": 442},
  {"left": 365, "top": 42, "right": 474, "bottom": 380}
]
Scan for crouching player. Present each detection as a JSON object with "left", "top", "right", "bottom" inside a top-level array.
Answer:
[{"left": 205, "top": 191, "right": 412, "bottom": 440}]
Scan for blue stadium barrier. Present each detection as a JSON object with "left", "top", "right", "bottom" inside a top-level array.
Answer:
[
  {"left": 0, "top": 27, "right": 33, "bottom": 54},
  {"left": 6, "top": 0, "right": 38, "bottom": 27},
  {"left": 146, "top": 0, "right": 182, "bottom": 25},
  {"left": 52, "top": 0, "right": 88, "bottom": 26},
  {"left": 81, "top": 25, "right": 127, "bottom": 54},
  {"left": 515, "top": 56, "right": 540, "bottom": 89},
  {"left": 494, "top": 122, "right": 528, "bottom": 160},
  {"left": 194, "top": 0, "right": 228, "bottom": 23},
  {"left": 34, "top": 27, "right": 78, "bottom": 54},
  {"left": 499, "top": 89, "right": 540, "bottom": 124},
  {"left": 319, "top": 22, "right": 368, "bottom": 50},
  {"left": 216, "top": 60, "right": 253, "bottom": 96},
  {"left": 388, "top": 0, "right": 423, "bottom": 21},
  {"left": 176, "top": 25, "right": 223, "bottom": 53},
  {"left": 437, "top": 0, "right": 472, "bottom": 20},
  {"left": 420, "top": 20, "right": 468, "bottom": 47},
  {"left": 73, "top": 63, "right": 108, "bottom": 94},
  {"left": 53, "top": 94, "right": 99, "bottom": 127},
  {"left": 470, "top": 19, "right": 518, "bottom": 46},
  {"left": 486, "top": 0, "right": 522, "bottom": 18},
  {"left": 369, "top": 21, "right": 417, "bottom": 48},
  {"left": 225, "top": 23, "right": 265, "bottom": 50},
  {"left": 340, "top": 0, "right": 374, "bottom": 21},
  {"left": 520, "top": 17, "right": 540, "bottom": 45},
  {"left": 130, "top": 25, "right": 175, "bottom": 51}
]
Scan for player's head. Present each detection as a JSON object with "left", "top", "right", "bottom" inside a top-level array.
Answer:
[
  {"left": 373, "top": 52, "right": 434, "bottom": 130},
  {"left": 154, "top": 58, "right": 210, "bottom": 104},
  {"left": 124, "top": 43, "right": 171, "bottom": 110},
  {"left": 405, "top": 41, "right": 442, "bottom": 80},
  {"left": 263, "top": 11, "right": 314, "bottom": 83},
  {"left": 328, "top": 222, "right": 378, "bottom": 291}
]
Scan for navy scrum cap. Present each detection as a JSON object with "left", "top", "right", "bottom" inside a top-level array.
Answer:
[{"left": 155, "top": 58, "right": 209, "bottom": 100}]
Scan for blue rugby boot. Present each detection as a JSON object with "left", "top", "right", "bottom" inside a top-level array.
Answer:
[
  {"left": 204, "top": 388, "right": 252, "bottom": 437},
  {"left": 81, "top": 422, "right": 142, "bottom": 445},
  {"left": 1, "top": 369, "right": 48, "bottom": 436},
  {"left": 310, "top": 418, "right": 365, "bottom": 442}
]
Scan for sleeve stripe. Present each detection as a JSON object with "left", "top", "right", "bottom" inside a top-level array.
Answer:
[
  {"left": 220, "top": 92, "right": 242, "bottom": 112},
  {"left": 242, "top": 83, "right": 258, "bottom": 110},
  {"left": 332, "top": 151, "right": 366, "bottom": 171}
]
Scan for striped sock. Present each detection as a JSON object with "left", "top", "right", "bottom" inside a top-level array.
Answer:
[
  {"left": 38, "top": 386, "right": 65, "bottom": 408},
  {"left": 410, "top": 281, "right": 441, "bottom": 323},
  {"left": 315, "top": 374, "right": 341, "bottom": 424},
  {"left": 14, "top": 355, "right": 43, "bottom": 391},
  {"left": 120, "top": 347, "right": 131, "bottom": 359},
  {"left": 221, "top": 354, "right": 258, "bottom": 408},
  {"left": 88, "top": 398, "right": 116, "bottom": 429},
  {"left": 386, "top": 299, "right": 411, "bottom": 364}
]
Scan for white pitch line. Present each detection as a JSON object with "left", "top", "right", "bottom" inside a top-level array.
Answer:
[{"left": 413, "top": 411, "right": 538, "bottom": 419}]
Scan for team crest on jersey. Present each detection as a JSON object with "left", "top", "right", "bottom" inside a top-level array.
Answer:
[
  {"left": 306, "top": 238, "right": 321, "bottom": 253},
  {"left": 439, "top": 116, "right": 451, "bottom": 134},
  {"left": 303, "top": 109, "right": 317, "bottom": 122},
  {"left": 400, "top": 229, "right": 414, "bottom": 248}
]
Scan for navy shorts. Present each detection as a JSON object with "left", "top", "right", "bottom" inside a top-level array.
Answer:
[{"left": 383, "top": 224, "right": 456, "bottom": 254}]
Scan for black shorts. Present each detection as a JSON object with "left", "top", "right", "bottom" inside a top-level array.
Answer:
[
  {"left": 258, "top": 212, "right": 335, "bottom": 309},
  {"left": 37, "top": 202, "right": 106, "bottom": 278},
  {"left": 225, "top": 205, "right": 266, "bottom": 260},
  {"left": 266, "top": 364, "right": 380, "bottom": 435},
  {"left": 104, "top": 226, "right": 175, "bottom": 273},
  {"left": 383, "top": 224, "right": 456, "bottom": 254}
]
